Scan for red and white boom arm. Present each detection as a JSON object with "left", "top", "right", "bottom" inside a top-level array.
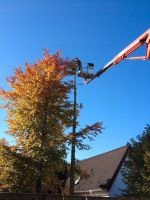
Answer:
[{"left": 87, "top": 28, "right": 150, "bottom": 83}]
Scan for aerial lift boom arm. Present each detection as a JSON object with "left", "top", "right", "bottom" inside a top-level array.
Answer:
[{"left": 87, "top": 28, "right": 150, "bottom": 83}]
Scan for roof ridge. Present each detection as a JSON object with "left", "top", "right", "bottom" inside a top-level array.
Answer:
[{"left": 80, "top": 146, "right": 127, "bottom": 162}]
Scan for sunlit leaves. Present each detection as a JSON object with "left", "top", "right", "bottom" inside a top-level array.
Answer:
[{"left": 0, "top": 51, "right": 73, "bottom": 192}]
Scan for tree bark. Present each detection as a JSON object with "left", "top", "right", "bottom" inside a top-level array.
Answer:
[{"left": 69, "top": 71, "right": 77, "bottom": 195}]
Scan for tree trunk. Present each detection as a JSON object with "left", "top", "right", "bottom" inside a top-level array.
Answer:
[{"left": 69, "top": 71, "right": 77, "bottom": 195}]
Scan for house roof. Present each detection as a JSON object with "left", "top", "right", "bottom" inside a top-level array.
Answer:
[{"left": 74, "top": 146, "right": 128, "bottom": 192}]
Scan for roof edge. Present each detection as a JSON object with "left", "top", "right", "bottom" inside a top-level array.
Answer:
[
  {"left": 106, "top": 146, "right": 128, "bottom": 191},
  {"left": 79, "top": 146, "right": 127, "bottom": 162}
]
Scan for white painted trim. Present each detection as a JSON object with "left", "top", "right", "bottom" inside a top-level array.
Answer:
[
  {"left": 74, "top": 188, "right": 103, "bottom": 193},
  {"left": 74, "top": 188, "right": 109, "bottom": 197}
]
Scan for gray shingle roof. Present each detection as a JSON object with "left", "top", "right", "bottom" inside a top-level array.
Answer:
[{"left": 74, "top": 146, "right": 127, "bottom": 192}]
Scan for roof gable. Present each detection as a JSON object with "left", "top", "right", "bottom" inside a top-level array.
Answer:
[{"left": 74, "top": 146, "right": 127, "bottom": 192}]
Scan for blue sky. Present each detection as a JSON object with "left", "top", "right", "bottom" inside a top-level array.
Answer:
[{"left": 0, "top": 0, "right": 150, "bottom": 161}]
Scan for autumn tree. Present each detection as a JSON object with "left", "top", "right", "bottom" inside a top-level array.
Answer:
[
  {"left": 122, "top": 124, "right": 150, "bottom": 196},
  {"left": 0, "top": 138, "right": 36, "bottom": 192},
  {"left": 0, "top": 51, "right": 73, "bottom": 193},
  {"left": 0, "top": 51, "right": 103, "bottom": 194}
]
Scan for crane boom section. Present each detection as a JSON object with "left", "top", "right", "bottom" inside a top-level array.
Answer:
[
  {"left": 87, "top": 28, "right": 150, "bottom": 83},
  {"left": 113, "top": 28, "right": 150, "bottom": 64}
]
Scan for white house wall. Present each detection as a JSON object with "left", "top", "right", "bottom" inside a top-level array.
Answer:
[{"left": 109, "top": 168, "right": 126, "bottom": 197}]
